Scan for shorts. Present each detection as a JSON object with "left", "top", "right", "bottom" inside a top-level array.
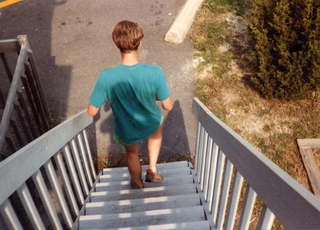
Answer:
[{"left": 113, "top": 116, "right": 164, "bottom": 147}]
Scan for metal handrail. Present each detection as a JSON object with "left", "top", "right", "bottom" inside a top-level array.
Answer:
[
  {"left": 0, "top": 110, "right": 95, "bottom": 230},
  {"left": 0, "top": 35, "right": 50, "bottom": 158},
  {"left": 192, "top": 97, "right": 320, "bottom": 230},
  {"left": 0, "top": 37, "right": 29, "bottom": 151}
]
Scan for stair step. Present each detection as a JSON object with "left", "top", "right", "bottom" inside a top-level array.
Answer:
[
  {"left": 82, "top": 220, "right": 210, "bottom": 230},
  {"left": 85, "top": 194, "right": 200, "bottom": 215},
  {"left": 90, "top": 184, "right": 196, "bottom": 202},
  {"left": 95, "top": 174, "right": 193, "bottom": 192},
  {"left": 79, "top": 206, "right": 205, "bottom": 229},
  {"left": 103, "top": 161, "right": 189, "bottom": 173},
  {"left": 99, "top": 167, "right": 191, "bottom": 182}
]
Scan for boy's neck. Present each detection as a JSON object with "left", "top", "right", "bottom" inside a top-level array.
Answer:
[{"left": 121, "top": 51, "right": 139, "bottom": 66}]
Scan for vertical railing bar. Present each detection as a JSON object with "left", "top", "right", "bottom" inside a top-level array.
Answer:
[
  {"left": 10, "top": 120, "right": 24, "bottom": 147},
  {"left": 54, "top": 152, "right": 80, "bottom": 216},
  {"left": 82, "top": 129, "right": 96, "bottom": 180},
  {"left": 17, "top": 183, "right": 46, "bottom": 230},
  {"left": 194, "top": 121, "right": 201, "bottom": 172},
  {"left": 203, "top": 136, "right": 213, "bottom": 199},
  {"left": 0, "top": 88, "right": 6, "bottom": 108},
  {"left": 27, "top": 51, "right": 50, "bottom": 120},
  {"left": 239, "top": 186, "right": 257, "bottom": 230},
  {"left": 196, "top": 126, "right": 205, "bottom": 183},
  {"left": 226, "top": 171, "right": 244, "bottom": 230},
  {"left": 257, "top": 207, "right": 275, "bottom": 230},
  {"left": 20, "top": 76, "right": 44, "bottom": 132},
  {"left": 5, "top": 136, "right": 16, "bottom": 153},
  {"left": 17, "top": 92, "right": 39, "bottom": 137},
  {"left": 200, "top": 131, "right": 209, "bottom": 190},
  {"left": 77, "top": 133, "right": 93, "bottom": 187},
  {"left": 24, "top": 62, "right": 49, "bottom": 130},
  {"left": 194, "top": 121, "right": 201, "bottom": 174},
  {"left": 14, "top": 103, "right": 33, "bottom": 141},
  {"left": 217, "top": 160, "right": 234, "bottom": 230},
  {"left": 207, "top": 143, "right": 219, "bottom": 212},
  {"left": 0, "top": 199, "right": 23, "bottom": 230},
  {"left": 0, "top": 53, "right": 13, "bottom": 81},
  {"left": 32, "top": 170, "right": 63, "bottom": 230},
  {"left": 70, "top": 139, "right": 89, "bottom": 196},
  {"left": 211, "top": 150, "right": 226, "bottom": 225},
  {"left": 63, "top": 144, "right": 85, "bottom": 205},
  {"left": 44, "top": 160, "right": 73, "bottom": 228}
]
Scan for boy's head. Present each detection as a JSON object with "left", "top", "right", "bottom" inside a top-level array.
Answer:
[{"left": 112, "top": 20, "right": 144, "bottom": 53}]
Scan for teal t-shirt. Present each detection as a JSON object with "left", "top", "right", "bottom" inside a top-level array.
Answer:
[{"left": 89, "top": 63, "right": 170, "bottom": 143}]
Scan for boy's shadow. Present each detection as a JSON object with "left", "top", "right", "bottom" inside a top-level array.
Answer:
[
  {"left": 141, "top": 100, "right": 191, "bottom": 162},
  {"left": 99, "top": 100, "right": 191, "bottom": 165}
]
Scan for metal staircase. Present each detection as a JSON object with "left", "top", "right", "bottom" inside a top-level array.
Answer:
[
  {"left": 1, "top": 98, "right": 320, "bottom": 230},
  {"left": 76, "top": 161, "right": 209, "bottom": 230}
]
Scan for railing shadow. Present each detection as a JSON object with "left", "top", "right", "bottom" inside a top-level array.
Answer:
[{"left": 141, "top": 100, "right": 191, "bottom": 162}]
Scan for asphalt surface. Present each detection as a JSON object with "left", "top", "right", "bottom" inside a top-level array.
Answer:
[{"left": 0, "top": 0, "right": 197, "bottom": 161}]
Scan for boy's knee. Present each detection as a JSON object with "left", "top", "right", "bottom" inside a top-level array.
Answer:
[{"left": 125, "top": 144, "right": 140, "bottom": 155}]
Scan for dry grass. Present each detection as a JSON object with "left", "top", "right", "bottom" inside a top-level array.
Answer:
[
  {"left": 190, "top": 0, "right": 320, "bottom": 189},
  {"left": 190, "top": 0, "right": 320, "bottom": 228}
]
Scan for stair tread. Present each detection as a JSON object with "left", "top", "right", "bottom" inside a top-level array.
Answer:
[
  {"left": 99, "top": 167, "right": 191, "bottom": 182},
  {"left": 81, "top": 220, "right": 209, "bottom": 230},
  {"left": 103, "top": 161, "right": 189, "bottom": 173},
  {"left": 79, "top": 206, "right": 205, "bottom": 229},
  {"left": 95, "top": 174, "right": 193, "bottom": 191},
  {"left": 90, "top": 184, "right": 196, "bottom": 202},
  {"left": 85, "top": 194, "right": 200, "bottom": 215}
]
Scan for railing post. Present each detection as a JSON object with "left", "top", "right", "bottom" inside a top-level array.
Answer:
[{"left": 0, "top": 200, "right": 23, "bottom": 230}]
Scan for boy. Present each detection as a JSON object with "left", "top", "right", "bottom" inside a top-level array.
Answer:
[{"left": 87, "top": 20, "right": 173, "bottom": 189}]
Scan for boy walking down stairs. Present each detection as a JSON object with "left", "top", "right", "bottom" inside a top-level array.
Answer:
[
  {"left": 87, "top": 20, "right": 173, "bottom": 189},
  {"left": 84, "top": 20, "right": 209, "bottom": 229}
]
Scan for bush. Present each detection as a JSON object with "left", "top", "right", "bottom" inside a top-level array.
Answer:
[{"left": 248, "top": 0, "right": 320, "bottom": 100}]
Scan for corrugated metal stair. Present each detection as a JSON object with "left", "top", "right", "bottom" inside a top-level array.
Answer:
[{"left": 77, "top": 161, "right": 209, "bottom": 230}]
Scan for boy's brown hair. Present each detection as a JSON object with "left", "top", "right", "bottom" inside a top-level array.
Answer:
[{"left": 112, "top": 20, "right": 144, "bottom": 53}]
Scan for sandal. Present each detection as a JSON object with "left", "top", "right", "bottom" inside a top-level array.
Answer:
[{"left": 145, "top": 169, "right": 164, "bottom": 182}]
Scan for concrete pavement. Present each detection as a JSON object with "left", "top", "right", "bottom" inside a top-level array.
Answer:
[{"left": 0, "top": 0, "right": 197, "bottom": 162}]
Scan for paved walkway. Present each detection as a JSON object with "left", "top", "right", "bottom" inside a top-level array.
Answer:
[{"left": 0, "top": 0, "right": 197, "bottom": 161}]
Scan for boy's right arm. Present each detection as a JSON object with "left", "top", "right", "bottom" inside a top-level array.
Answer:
[
  {"left": 88, "top": 72, "right": 106, "bottom": 117},
  {"left": 87, "top": 104, "right": 100, "bottom": 117}
]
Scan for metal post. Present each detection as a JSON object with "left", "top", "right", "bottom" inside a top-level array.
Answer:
[
  {"left": 17, "top": 183, "right": 46, "bottom": 230},
  {"left": 82, "top": 129, "right": 96, "bottom": 180},
  {"left": 54, "top": 152, "right": 80, "bottom": 217},
  {"left": 0, "top": 199, "right": 23, "bottom": 230},
  {"left": 32, "top": 170, "right": 63, "bottom": 230},
  {"left": 44, "top": 160, "right": 73, "bottom": 228}
]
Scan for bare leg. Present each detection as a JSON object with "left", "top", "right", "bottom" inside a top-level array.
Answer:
[
  {"left": 125, "top": 143, "right": 144, "bottom": 188},
  {"left": 147, "top": 127, "right": 163, "bottom": 173}
]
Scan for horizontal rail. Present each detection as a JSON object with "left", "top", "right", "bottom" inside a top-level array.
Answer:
[
  {"left": 0, "top": 110, "right": 92, "bottom": 204},
  {"left": 192, "top": 97, "right": 320, "bottom": 229},
  {"left": 0, "top": 39, "right": 18, "bottom": 53}
]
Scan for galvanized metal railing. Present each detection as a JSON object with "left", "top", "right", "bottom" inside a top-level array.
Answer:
[
  {"left": 0, "top": 35, "right": 50, "bottom": 159},
  {"left": 0, "top": 110, "right": 96, "bottom": 230},
  {"left": 192, "top": 98, "right": 320, "bottom": 230}
]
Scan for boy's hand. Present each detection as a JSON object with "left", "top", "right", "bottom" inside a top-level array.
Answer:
[
  {"left": 160, "top": 98, "right": 173, "bottom": 111},
  {"left": 87, "top": 104, "right": 100, "bottom": 117}
]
